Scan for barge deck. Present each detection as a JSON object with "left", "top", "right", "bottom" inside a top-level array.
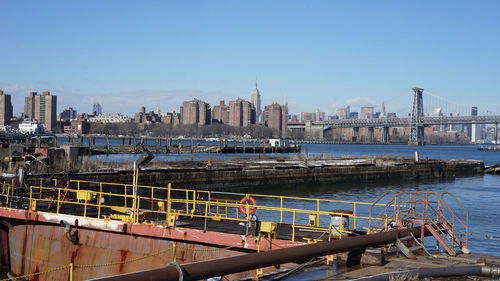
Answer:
[{"left": 0, "top": 178, "right": 487, "bottom": 280}]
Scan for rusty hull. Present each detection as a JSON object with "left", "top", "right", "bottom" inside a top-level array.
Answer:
[{"left": 0, "top": 207, "right": 303, "bottom": 281}]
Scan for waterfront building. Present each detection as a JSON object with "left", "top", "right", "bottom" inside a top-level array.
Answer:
[
  {"left": 63, "top": 120, "right": 90, "bottom": 134},
  {"left": 180, "top": 99, "right": 211, "bottom": 126},
  {"left": 229, "top": 98, "right": 256, "bottom": 127},
  {"left": 88, "top": 113, "right": 130, "bottom": 123},
  {"left": 263, "top": 103, "right": 288, "bottom": 137},
  {"left": 0, "top": 90, "right": 13, "bottom": 126},
  {"left": 251, "top": 82, "right": 262, "bottom": 122},
  {"left": 212, "top": 100, "right": 229, "bottom": 124},
  {"left": 18, "top": 120, "right": 44, "bottom": 133}
]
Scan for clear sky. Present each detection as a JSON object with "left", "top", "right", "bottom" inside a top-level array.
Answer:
[{"left": 1, "top": 0, "right": 499, "bottom": 117}]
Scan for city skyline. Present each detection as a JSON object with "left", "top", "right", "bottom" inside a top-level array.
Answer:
[{"left": 1, "top": 1, "right": 499, "bottom": 116}]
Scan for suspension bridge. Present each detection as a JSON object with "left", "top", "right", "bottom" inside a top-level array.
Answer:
[{"left": 289, "top": 88, "right": 500, "bottom": 145}]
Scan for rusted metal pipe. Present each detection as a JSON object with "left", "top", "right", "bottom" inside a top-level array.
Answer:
[
  {"left": 351, "top": 265, "right": 500, "bottom": 281},
  {"left": 90, "top": 228, "right": 427, "bottom": 281}
]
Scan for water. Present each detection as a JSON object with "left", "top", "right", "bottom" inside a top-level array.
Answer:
[{"left": 89, "top": 144, "right": 500, "bottom": 256}]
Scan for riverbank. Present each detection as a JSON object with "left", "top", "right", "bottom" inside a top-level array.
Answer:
[{"left": 27, "top": 156, "right": 485, "bottom": 191}]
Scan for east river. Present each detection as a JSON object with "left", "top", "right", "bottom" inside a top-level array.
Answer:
[{"left": 90, "top": 144, "right": 500, "bottom": 256}]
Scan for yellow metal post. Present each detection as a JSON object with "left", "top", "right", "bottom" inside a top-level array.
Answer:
[
  {"left": 255, "top": 235, "right": 263, "bottom": 280},
  {"left": 172, "top": 243, "right": 177, "bottom": 262},
  {"left": 353, "top": 202, "right": 357, "bottom": 230},
  {"left": 151, "top": 186, "right": 154, "bottom": 210},
  {"left": 185, "top": 190, "right": 189, "bottom": 214},
  {"left": 192, "top": 190, "right": 196, "bottom": 213},
  {"left": 384, "top": 214, "right": 388, "bottom": 231},
  {"left": 69, "top": 263, "right": 74, "bottom": 281},
  {"left": 280, "top": 197, "right": 283, "bottom": 224},
  {"left": 97, "top": 190, "right": 102, "bottom": 219},
  {"left": 339, "top": 217, "right": 344, "bottom": 239},
  {"left": 6, "top": 183, "right": 9, "bottom": 205},
  {"left": 29, "top": 186, "right": 32, "bottom": 211},
  {"left": 166, "top": 183, "right": 172, "bottom": 223},
  {"left": 316, "top": 199, "right": 320, "bottom": 227},
  {"left": 57, "top": 188, "right": 61, "bottom": 214},
  {"left": 124, "top": 184, "right": 127, "bottom": 208}
]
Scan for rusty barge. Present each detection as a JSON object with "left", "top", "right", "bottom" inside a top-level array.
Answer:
[
  {"left": 0, "top": 174, "right": 484, "bottom": 281},
  {"left": 24, "top": 156, "right": 485, "bottom": 191}
]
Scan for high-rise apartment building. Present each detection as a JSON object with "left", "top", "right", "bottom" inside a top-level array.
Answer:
[
  {"left": 24, "top": 92, "right": 38, "bottom": 120},
  {"left": 180, "top": 99, "right": 211, "bottom": 126},
  {"left": 251, "top": 82, "right": 262, "bottom": 122},
  {"left": 27, "top": 91, "right": 57, "bottom": 132},
  {"left": 229, "top": 98, "right": 256, "bottom": 127},
  {"left": 263, "top": 103, "right": 288, "bottom": 137},
  {"left": 0, "top": 90, "right": 13, "bottom": 126},
  {"left": 212, "top": 100, "right": 229, "bottom": 124}
]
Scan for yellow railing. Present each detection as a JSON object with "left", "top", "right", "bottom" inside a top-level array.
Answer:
[{"left": 2, "top": 179, "right": 397, "bottom": 242}]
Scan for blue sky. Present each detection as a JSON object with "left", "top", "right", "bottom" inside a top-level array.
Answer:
[{"left": 1, "top": 1, "right": 499, "bottom": 117}]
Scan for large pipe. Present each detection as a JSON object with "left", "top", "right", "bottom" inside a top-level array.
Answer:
[
  {"left": 351, "top": 265, "right": 500, "bottom": 281},
  {"left": 90, "top": 228, "right": 427, "bottom": 281}
]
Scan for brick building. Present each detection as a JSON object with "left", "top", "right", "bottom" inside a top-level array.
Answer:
[
  {"left": 212, "top": 100, "right": 229, "bottom": 124},
  {"left": 263, "top": 103, "right": 288, "bottom": 137},
  {"left": 229, "top": 98, "right": 256, "bottom": 127},
  {"left": 180, "top": 99, "right": 211, "bottom": 126}
]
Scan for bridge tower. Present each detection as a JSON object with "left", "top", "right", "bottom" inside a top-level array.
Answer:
[{"left": 409, "top": 87, "right": 425, "bottom": 146}]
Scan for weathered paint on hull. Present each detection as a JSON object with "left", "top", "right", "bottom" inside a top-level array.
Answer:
[
  {"left": 0, "top": 207, "right": 303, "bottom": 281},
  {"left": 9, "top": 224, "right": 247, "bottom": 281}
]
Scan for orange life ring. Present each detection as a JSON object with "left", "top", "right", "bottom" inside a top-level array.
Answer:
[{"left": 239, "top": 196, "right": 257, "bottom": 215}]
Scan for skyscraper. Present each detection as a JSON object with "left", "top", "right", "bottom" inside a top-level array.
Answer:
[
  {"left": 0, "top": 90, "right": 13, "bottom": 126},
  {"left": 93, "top": 103, "right": 102, "bottom": 115},
  {"left": 251, "top": 82, "right": 261, "bottom": 122}
]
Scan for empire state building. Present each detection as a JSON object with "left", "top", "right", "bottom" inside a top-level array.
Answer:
[{"left": 251, "top": 82, "right": 262, "bottom": 122}]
